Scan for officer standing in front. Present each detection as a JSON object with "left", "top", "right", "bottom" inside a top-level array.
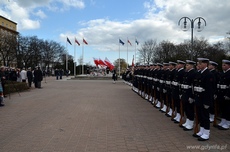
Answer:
[{"left": 193, "top": 58, "right": 215, "bottom": 141}]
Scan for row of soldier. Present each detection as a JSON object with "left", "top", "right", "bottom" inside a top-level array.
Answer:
[{"left": 124, "top": 58, "right": 230, "bottom": 141}]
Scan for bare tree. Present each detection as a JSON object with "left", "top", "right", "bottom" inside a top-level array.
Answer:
[
  {"left": 137, "top": 39, "right": 157, "bottom": 65},
  {"left": 0, "top": 31, "right": 17, "bottom": 66},
  {"left": 153, "top": 40, "right": 177, "bottom": 62}
]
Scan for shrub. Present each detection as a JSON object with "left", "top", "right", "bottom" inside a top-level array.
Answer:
[{"left": 4, "top": 81, "right": 29, "bottom": 95}]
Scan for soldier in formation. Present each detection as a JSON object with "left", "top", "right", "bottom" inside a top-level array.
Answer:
[{"left": 123, "top": 58, "right": 230, "bottom": 141}]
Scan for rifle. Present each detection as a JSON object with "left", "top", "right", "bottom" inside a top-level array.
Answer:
[
  {"left": 179, "top": 99, "right": 185, "bottom": 127},
  {"left": 165, "top": 93, "right": 169, "bottom": 114},
  {"left": 213, "top": 98, "right": 218, "bottom": 127},
  {"left": 171, "top": 98, "right": 176, "bottom": 120},
  {"left": 194, "top": 105, "right": 199, "bottom": 134},
  {"left": 153, "top": 85, "right": 157, "bottom": 106}
]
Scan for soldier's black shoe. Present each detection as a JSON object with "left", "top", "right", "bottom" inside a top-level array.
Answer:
[
  {"left": 165, "top": 113, "right": 171, "bottom": 117},
  {"left": 179, "top": 125, "right": 184, "bottom": 128},
  {"left": 213, "top": 124, "right": 219, "bottom": 128},
  {"left": 0, "top": 103, "right": 5, "bottom": 107},
  {"left": 218, "top": 126, "right": 229, "bottom": 130},
  {"left": 174, "top": 121, "right": 179, "bottom": 124},
  {"left": 183, "top": 127, "right": 193, "bottom": 131},
  {"left": 193, "top": 133, "right": 200, "bottom": 138},
  {"left": 198, "top": 137, "right": 209, "bottom": 141}
]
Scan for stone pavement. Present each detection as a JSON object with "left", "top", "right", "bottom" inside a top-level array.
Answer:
[{"left": 0, "top": 77, "right": 229, "bottom": 152}]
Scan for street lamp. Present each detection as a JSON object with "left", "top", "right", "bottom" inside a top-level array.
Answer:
[{"left": 178, "top": 17, "right": 207, "bottom": 59}]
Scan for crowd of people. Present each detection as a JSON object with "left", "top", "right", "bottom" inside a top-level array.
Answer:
[
  {"left": 54, "top": 69, "right": 70, "bottom": 80},
  {"left": 123, "top": 58, "right": 230, "bottom": 141},
  {"left": 0, "top": 66, "right": 44, "bottom": 107}
]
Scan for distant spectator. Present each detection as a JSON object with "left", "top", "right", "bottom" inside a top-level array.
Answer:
[
  {"left": 27, "top": 67, "right": 33, "bottom": 87},
  {"left": 55, "top": 69, "right": 59, "bottom": 80},
  {"left": 16, "top": 68, "right": 21, "bottom": 82},
  {"left": 20, "top": 68, "right": 27, "bottom": 82},
  {"left": 34, "top": 66, "right": 43, "bottom": 88},
  {"left": 9, "top": 68, "right": 17, "bottom": 81}
]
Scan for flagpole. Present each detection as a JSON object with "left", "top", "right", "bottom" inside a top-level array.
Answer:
[
  {"left": 74, "top": 40, "right": 76, "bottom": 77},
  {"left": 82, "top": 39, "right": 84, "bottom": 75},
  {"left": 119, "top": 39, "right": 120, "bottom": 77},
  {"left": 66, "top": 40, "right": 68, "bottom": 71},
  {"left": 135, "top": 38, "right": 137, "bottom": 65},
  {"left": 127, "top": 37, "right": 128, "bottom": 68}
]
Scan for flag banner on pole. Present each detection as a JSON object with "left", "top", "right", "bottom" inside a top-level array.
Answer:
[
  {"left": 67, "top": 37, "right": 72, "bottom": 45},
  {"left": 75, "top": 38, "right": 80, "bottom": 46},
  {"left": 132, "top": 55, "right": 134, "bottom": 67},
  {"left": 135, "top": 39, "right": 139, "bottom": 45},
  {"left": 93, "top": 58, "right": 99, "bottom": 67},
  {"left": 119, "top": 39, "right": 125, "bottom": 45},
  {"left": 104, "top": 57, "right": 114, "bottom": 71},
  {"left": 128, "top": 40, "right": 132, "bottom": 46},
  {"left": 83, "top": 38, "right": 88, "bottom": 45},
  {"left": 98, "top": 58, "right": 107, "bottom": 67}
]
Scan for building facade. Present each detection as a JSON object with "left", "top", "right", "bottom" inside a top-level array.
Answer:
[{"left": 0, "top": 15, "right": 18, "bottom": 67}]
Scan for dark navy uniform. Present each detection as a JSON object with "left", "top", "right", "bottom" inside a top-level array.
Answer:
[
  {"left": 172, "top": 60, "right": 185, "bottom": 123},
  {"left": 193, "top": 58, "right": 215, "bottom": 141},
  {"left": 165, "top": 62, "right": 177, "bottom": 117},
  {"left": 181, "top": 60, "right": 196, "bottom": 130},
  {"left": 208, "top": 61, "right": 219, "bottom": 123},
  {"left": 217, "top": 60, "right": 230, "bottom": 130}
]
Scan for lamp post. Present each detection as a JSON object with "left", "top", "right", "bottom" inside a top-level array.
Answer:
[{"left": 178, "top": 17, "right": 207, "bottom": 60}]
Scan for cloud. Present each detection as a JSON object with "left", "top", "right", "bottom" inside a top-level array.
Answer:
[
  {"left": 66, "top": 0, "right": 230, "bottom": 53},
  {"left": 34, "top": 10, "right": 47, "bottom": 19}
]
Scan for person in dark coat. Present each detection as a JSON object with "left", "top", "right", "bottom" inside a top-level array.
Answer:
[
  {"left": 55, "top": 69, "right": 59, "bottom": 80},
  {"left": 0, "top": 66, "right": 7, "bottom": 97},
  {"left": 112, "top": 69, "right": 117, "bottom": 83},
  {"left": 34, "top": 66, "right": 43, "bottom": 88},
  {"left": 27, "top": 67, "right": 33, "bottom": 87},
  {"left": 9, "top": 68, "right": 17, "bottom": 81}
]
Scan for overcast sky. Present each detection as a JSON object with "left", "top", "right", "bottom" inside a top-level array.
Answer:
[{"left": 1, "top": 0, "right": 230, "bottom": 65}]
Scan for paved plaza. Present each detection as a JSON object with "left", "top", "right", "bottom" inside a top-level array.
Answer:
[{"left": 0, "top": 77, "right": 229, "bottom": 152}]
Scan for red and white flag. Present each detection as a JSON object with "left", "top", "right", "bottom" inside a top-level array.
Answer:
[
  {"left": 75, "top": 38, "right": 80, "bottom": 46},
  {"left": 127, "top": 40, "right": 132, "bottom": 46},
  {"left": 83, "top": 38, "right": 88, "bottom": 45},
  {"left": 132, "top": 55, "right": 134, "bottom": 67},
  {"left": 93, "top": 58, "right": 99, "bottom": 67},
  {"left": 104, "top": 57, "right": 114, "bottom": 70},
  {"left": 98, "top": 58, "right": 107, "bottom": 67}
]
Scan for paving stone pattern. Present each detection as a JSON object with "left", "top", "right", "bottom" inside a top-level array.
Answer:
[{"left": 0, "top": 77, "right": 229, "bottom": 152}]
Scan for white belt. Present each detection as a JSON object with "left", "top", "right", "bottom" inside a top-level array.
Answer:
[
  {"left": 181, "top": 84, "right": 191, "bottom": 89},
  {"left": 154, "top": 78, "right": 159, "bottom": 82},
  {"left": 143, "top": 76, "right": 147, "bottom": 78},
  {"left": 166, "top": 81, "right": 171, "bottom": 85},
  {"left": 219, "top": 85, "right": 228, "bottom": 89},
  {"left": 194, "top": 86, "right": 205, "bottom": 92},
  {"left": 149, "top": 77, "right": 153, "bottom": 80},
  {"left": 159, "top": 80, "right": 164, "bottom": 83},
  {"left": 172, "top": 81, "right": 179, "bottom": 86}
]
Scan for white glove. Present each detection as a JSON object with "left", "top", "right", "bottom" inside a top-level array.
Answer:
[
  {"left": 163, "top": 89, "right": 167, "bottom": 93},
  {"left": 188, "top": 98, "right": 194, "bottom": 104},
  {"left": 204, "top": 104, "right": 209, "bottom": 109},
  {"left": 224, "top": 96, "right": 230, "bottom": 100},
  {"left": 214, "top": 94, "right": 217, "bottom": 100},
  {"left": 157, "top": 87, "right": 160, "bottom": 91},
  {"left": 179, "top": 95, "right": 182, "bottom": 99},
  {"left": 152, "top": 85, "right": 154, "bottom": 89}
]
